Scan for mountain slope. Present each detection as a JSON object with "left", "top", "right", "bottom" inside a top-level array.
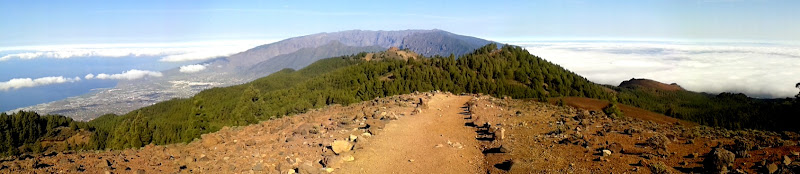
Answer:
[
  {"left": 399, "top": 31, "right": 491, "bottom": 57},
  {"left": 13, "top": 29, "right": 493, "bottom": 121},
  {"left": 219, "top": 29, "right": 492, "bottom": 69},
  {"left": 614, "top": 79, "right": 800, "bottom": 131},
  {"left": 244, "top": 41, "right": 385, "bottom": 78},
  {"left": 86, "top": 44, "right": 611, "bottom": 150}
]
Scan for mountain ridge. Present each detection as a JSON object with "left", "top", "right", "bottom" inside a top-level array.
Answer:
[
  {"left": 12, "top": 29, "right": 493, "bottom": 121},
  {"left": 219, "top": 29, "right": 492, "bottom": 69}
]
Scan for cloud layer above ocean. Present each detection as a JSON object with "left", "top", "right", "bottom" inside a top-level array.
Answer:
[
  {"left": 517, "top": 41, "right": 800, "bottom": 98},
  {"left": 0, "top": 40, "right": 275, "bottom": 62}
]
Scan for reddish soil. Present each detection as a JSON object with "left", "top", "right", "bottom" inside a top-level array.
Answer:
[{"left": 551, "top": 97, "right": 696, "bottom": 126}]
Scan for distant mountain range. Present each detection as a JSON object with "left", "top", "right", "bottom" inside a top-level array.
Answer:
[
  {"left": 13, "top": 29, "right": 493, "bottom": 121},
  {"left": 211, "top": 29, "right": 493, "bottom": 78}
]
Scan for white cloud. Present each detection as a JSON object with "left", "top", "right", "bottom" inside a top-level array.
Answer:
[
  {"left": 87, "top": 69, "right": 163, "bottom": 80},
  {"left": 179, "top": 64, "right": 207, "bottom": 73},
  {"left": 0, "top": 40, "right": 277, "bottom": 62},
  {"left": 515, "top": 41, "right": 800, "bottom": 98},
  {"left": 84, "top": 74, "right": 95, "bottom": 79},
  {"left": 0, "top": 76, "right": 81, "bottom": 91}
]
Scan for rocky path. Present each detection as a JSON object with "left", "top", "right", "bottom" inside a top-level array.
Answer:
[{"left": 338, "top": 95, "right": 485, "bottom": 173}]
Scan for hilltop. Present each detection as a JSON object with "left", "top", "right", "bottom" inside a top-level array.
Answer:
[{"left": 619, "top": 78, "right": 684, "bottom": 91}]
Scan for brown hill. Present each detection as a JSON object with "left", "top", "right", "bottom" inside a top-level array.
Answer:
[
  {"left": 365, "top": 47, "right": 420, "bottom": 61},
  {"left": 550, "top": 97, "right": 696, "bottom": 126},
  {"left": 2, "top": 92, "right": 798, "bottom": 173},
  {"left": 619, "top": 78, "right": 684, "bottom": 91}
]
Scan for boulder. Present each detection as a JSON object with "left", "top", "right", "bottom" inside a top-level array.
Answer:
[
  {"left": 368, "top": 128, "right": 380, "bottom": 136},
  {"left": 197, "top": 155, "right": 209, "bottom": 162},
  {"left": 277, "top": 162, "right": 294, "bottom": 173},
  {"left": 361, "top": 132, "right": 372, "bottom": 138},
  {"left": 496, "top": 128, "right": 506, "bottom": 140},
  {"left": 606, "top": 142, "right": 623, "bottom": 153},
  {"left": 412, "top": 108, "right": 422, "bottom": 115},
  {"left": 371, "top": 111, "right": 385, "bottom": 120},
  {"left": 296, "top": 162, "right": 319, "bottom": 174},
  {"left": 322, "top": 155, "right": 343, "bottom": 168},
  {"left": 365, "top": 120, "right": 385, "bottom": 129},
  {"left": 765, "top": 163, "right": 778, "bottom": 174},
  {"left": 602, "top": 150, "right": 612, "bottom": 157},
  {"left": 349, "top": 134, "right": 358, "bottom": 142},
  {"left": 57, "top": 158, "right": 71, "bottom": 164},
  {"left": 331, "top": 140, "right": 353, "bottom": 155},
  {"left": 703, "top": 148, "right": 735, "bottom": 173},
  {"left": 728, "top": 138, "right": 753, "bottom": 158},
  {"left": 252, "top": 163, "right": 264, "bottom": 171},
  {"left": 645, "top": 134, "right": 670, "bottom": 150},
  {"left": 95, "top": 159, "right": 112, "bottom": 170},
  {"left": 647, "top": 161, "right": 671, "bottom": 174},
  {"left": 623, "top": 128, "right": 641, "bottom": 135},
  {"left": 293, "top": 123, "right": 316, "bottom": 136},
  {"left": 341, "top": 155, "right": 355, "bottom": 162},
  {"left": 576, "top": 110, "right": 590, "bottom": 120},
  {"left": 201, "top": 135, "right": 220, "bottom": 148}
]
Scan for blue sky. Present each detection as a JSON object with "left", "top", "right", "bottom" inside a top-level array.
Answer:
[{"left": 1, "top": 0, "right": 798, "bottom": 46}]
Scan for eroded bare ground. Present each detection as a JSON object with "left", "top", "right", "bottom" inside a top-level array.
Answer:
[{"left": 2, "top": 92, "right": 800, "bottom": 174}]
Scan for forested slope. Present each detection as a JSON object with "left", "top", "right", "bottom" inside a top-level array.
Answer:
[
  {"left": 614, "top": 84, "right": 800, "bottom": 131},
  {"left": 0, "top": 111, "right": 89, "bottom": 156}
]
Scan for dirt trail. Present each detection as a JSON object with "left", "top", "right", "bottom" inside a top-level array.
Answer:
[{"left": 338, "top": 94, "right": 484, "bottom": 173}]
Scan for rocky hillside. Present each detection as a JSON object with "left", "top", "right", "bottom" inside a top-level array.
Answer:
[{"left": 4, "top": 92, "right": 798, "bottom": 173}]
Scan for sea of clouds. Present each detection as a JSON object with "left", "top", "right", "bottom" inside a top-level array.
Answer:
[
  {"left": 0, "top": 69, "right": 164, "bottom": 91},
  {"left": 0, "top": 76, "right": 81, "bottom": 91},
  {"left": 0, "top": 40, "right": 273, "bottom": 62},
  {"left": 514, "top": 41, "right": 800, "bottom": 98},
  {"left": 0, "top": 40, "right": 274, "bottom": 90}
]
